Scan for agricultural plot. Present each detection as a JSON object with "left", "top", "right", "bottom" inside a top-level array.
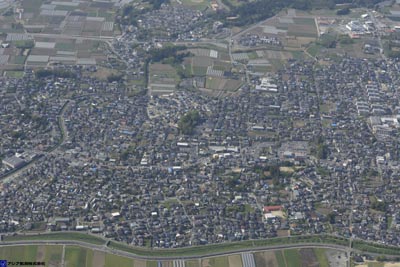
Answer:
[
  {"left": 149, "top": 63, "right": 179, "bottom": 95},
  {"left": 65, "top": 246, "right": 90, "bottom": 267},
  {"left": 283, "top": 249, "right": 301, "bottom": 267},
  {"left": 232, "top": 53, "right": 249, "bottom": 61},
  {"left": 228, "top": 255, "right": 243, "bottom": 267},
  {"left": 205, "top": 256, "right": 230, "bottom": 267},
  {"left": 241, "top": 253, "right": 256, "bottom": 267},
  {"left": 4, "top": 70, "right": 24, "bottom": 78},
  {"left": 104, "top": 253, "right": 133, "bottom": 267},
  {"left": 0, "top": 246, "right": 357, "bottom": 267},
  {"left": 188, "top": 47, "right": 229, "bottom": 60},
  {"left": 232, "top": 10, "right": 319, "bottom": 63},
  {"left": 254, "top": 251, "right": 279, "bottom": 267},
  {"left": 189, "top": 48, "right": 242, "bottom": 91},
  {"left": 0, "top": 246, "right": 37, "bottom": 262},
  {"left": 20, "top": 0, "right": 118, "bottom": 36},
  {"left": 178, "top": 0, "right": 210, "bottom": 10},
  {"left": 186, "top": 260, "right": 201, "bottom": 267},
  {"left": 206, "top": 76, "right": 242, "bottom": 91},
  {"left": 287, "top": 24, "right": 317, "bottom": 38},
  {"left": 0, "top": 1, "right": 112, "bottom": 70},
  {"left": 191, "top": 56, "right": 213, "bottom": 76}
]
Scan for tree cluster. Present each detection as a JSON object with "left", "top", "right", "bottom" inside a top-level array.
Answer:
[
  {"left": 148, "top": 46, "right": 190, "bottom": 64},
  {"left": 118, "top": 0, "right": 170, "bottom": 25},
  {"left": 178, "top": 110, "right": 201, "bottom": 135},
  {"left": 217, "top": 0, "right": 385, "bottom": 27},
  {"left": 107, "top": 73, "right": 124, "bottom": 83},
  {"left": 35, "top": 69, "right": 77, "bottom": 79},
  {"left": 336, "top": 7, "right": 350, "bottom": 15},
  {"left": 312, "top": 136, "right": 329, "bottom": 159}
]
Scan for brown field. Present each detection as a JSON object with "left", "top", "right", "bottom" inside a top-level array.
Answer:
[
  {"left": 286, "top": 37, "right": 316, "bottom": 48},
  {"left": 188, "top": 48, "right": 211, "bottom": 57},
  {"left": 186, "top": 260, "right": 201, "bottom": 267},
  {"left": 89, "top": 67, "right": 120, "bottom": 80},
  {"left": 206, "top": 76, "right": 242, "bottom": 91},
  {"left": 299, "top": 249, "right": 319, "bottom": 267},
  {"left": 134, "top": 259, "right": 147, "bottom": 267},
  {"left": 149, "top": 63, "right": 179, "bottom": 87},
  {"left": 36, "top": 246, "right": 45, "bottom": 262},
  {"left": 228, "top": 255, "right": 243, "bottom": 267},
  {"left": 294, "top": 120, "right": 306, "bottom": 128},
  {"left": 192, "top": 56, "right": 214, "bottom": 67},
  {"left": 254, "top": 251, "right": 279, "bottom": 267},
  {"left": 92, "top": 250, "right": 105, "bottom": 267},
  {"left": 150, "top": 63, "right": 176, "bottom": 72},
  {"left": 385, "top": 263, "right": 400, "bottom": 267},
  {"left": 288, "top": 24, "right": 317, "bottom": 37},
  {"left": 277, "top": 229, "right": 290, "bottom": 237},
  {"left": 264, "top": 50, "right": 293, "bottom": 60},
  {"left": 160, "top": 261, "right": 173, "bottom": 267},
  {"left": 202, "top": 258, "right": 211, "bottom": 267}
]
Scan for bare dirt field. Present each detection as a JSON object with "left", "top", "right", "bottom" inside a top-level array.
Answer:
[
  {"left": 228, "top": 254, "right": 243, "bottom": 267},
  {"left": 92, "top": 250, "right": 105, "bottom": 267},
  {"left": 299, "top": 249, "right": 319, "bottom": 267},
  {"left": 254, "top": 251, "right": 279, "bottom": 267},
  {"left": 134, "top": 259, "right": 147, "bottom": 267}
]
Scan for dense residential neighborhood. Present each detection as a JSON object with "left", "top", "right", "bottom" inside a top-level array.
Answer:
[
  {"left": 2, "top": 55, "right": 400, "bottom": 249},
  {"left": 3, "top": 1, "right": 400, "bottom": 266}
]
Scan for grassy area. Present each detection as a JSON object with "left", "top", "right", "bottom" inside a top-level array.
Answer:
[
  {"left": 4, "top": 233, "right": 106, "bottom": 245},
  {"left": 209, "top": 256, "right": 229, "bottom": 267},
  {"left": 186, "top": 260, "right": 200, "bottom": 267},
  {"left": 307, "top": 44, "right": 322, "bottom": 57},
  {"left": 269, "top": 59, "right": 285, "bottom": 70},
  {"left": 192, "top": 65, "right": 207, "bottom": 76},
  {"left": 248, "top": 51, "right": 258, "bottom": 59},
  {"left": 4, "top": 71, "right": 24, "bottom": 78},
  {"left": 275, "top": 251, "right": 286, "bottom": 267},
  {"left": 13, "top": 56, "right": 27, "bottom": 65},
  {"left": 283, "top": 249, "right": 301, "bottom": 267},
  {"left": 55, "top": 42, "right": 75, "bottom": 51},
  {"left": 179, "top": 0, "right": 209, "bottom": 10},
  {"left": 65, "top": 246, "right": 88, "bottom": 267},
  {"left": 0, "top": 246, "right": 37, "bottom": 261},
  {"left": 147, "top": 261, "right": 159, "bottom": 267},
  {"left": 353, "top": 240, "right": 400, "bottom": 255},
  {"left": 314, "top": 248, "right": 329, "bottom": 267},
  {"left": 45, "top": 245, "right": 63, "bottom": 266},
  {"left": 86, "top": 249, "right": 94, "bottom": 267},
  {"left": 105, "top": 252, "right": 133, "bottom": 267},
  {"left": 388, "top": 216, "right": 393, "bottom": 229},
  {"left": 291, "top": 51, "right": 304, "bottom": 60},
  {"left": 293, "top": 18, "right": 316, "bottom": 25},
  {"left": 22, "top": 0, "right": 43, "bottom": 12}
]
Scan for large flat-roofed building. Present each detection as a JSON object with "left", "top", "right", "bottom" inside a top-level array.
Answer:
[{"left": 2, "top": 156, "right": 26, "bottom": 169}]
